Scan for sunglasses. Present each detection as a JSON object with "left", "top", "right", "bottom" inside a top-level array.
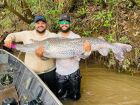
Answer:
[{"left": 59, "top": 21, "right": 70, "bottom": 25}]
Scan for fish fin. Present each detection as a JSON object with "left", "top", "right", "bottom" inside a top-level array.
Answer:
[
  {"left": 111, "top": 43, "right": 132, "bottom": 61},
  {"left": 78, "top": 54, "right": 88, "bottom": 59},
  {"left": 113, "top": 48, "right": 124, "bottom": 61},
  {"left": 113, "top": 43, "right": 132, "bottom": 52},
  {"left": 98, "top": 48, "right": 109, "bottom": 56}
]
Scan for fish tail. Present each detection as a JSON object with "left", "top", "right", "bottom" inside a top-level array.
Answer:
[
  {"left": 113, "top": 43, "right": 132, "bottom": 52},
  {"left": 98, "top": 48, "right": 110, "bottom": 56},
  {"left": 112, "top": 43, "right": 132, "bottom": 61}
]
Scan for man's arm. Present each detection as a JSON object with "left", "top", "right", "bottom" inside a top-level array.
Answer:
[{"left": 4, "top": 31, "right": 26, "bottom": 48}]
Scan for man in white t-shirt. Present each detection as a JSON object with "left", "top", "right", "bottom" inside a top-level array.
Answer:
[
  {"left": 36, "top": 14, "right": 91, "bottom": 100},
  {"left": 4, "top": 15, "right": 57, "bottom": 93},
  {"left": 56, "top": 14, "right": 91, "bottom": 100}
]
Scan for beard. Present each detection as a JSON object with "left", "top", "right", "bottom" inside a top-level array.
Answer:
[{"left": 60, "top": 27, "right": 70, "bottom": 33}]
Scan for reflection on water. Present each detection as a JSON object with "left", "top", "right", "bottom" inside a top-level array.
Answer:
[{"left": 63, "top": 60, "right": 140, "bottom": 105}]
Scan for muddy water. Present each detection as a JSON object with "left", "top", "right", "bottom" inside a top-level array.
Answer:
[{"left": 63, "top": 61, "right": 140, "bottom": 105}]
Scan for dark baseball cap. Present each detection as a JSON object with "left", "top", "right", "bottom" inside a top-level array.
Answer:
[
  {"left": 60, "top": 14, "right": 71, "bottom": 22},
  {"left": 34, "top": 15, "right": 47, "bottom": 23}
]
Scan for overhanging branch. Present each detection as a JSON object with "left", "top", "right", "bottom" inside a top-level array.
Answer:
[{"left": 4, "top": 0, "right": 33, "bottom": 24}]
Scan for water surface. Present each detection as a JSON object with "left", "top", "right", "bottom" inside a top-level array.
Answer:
[{"left": 63, "top": 61, "right": 140, "bottom": 105}]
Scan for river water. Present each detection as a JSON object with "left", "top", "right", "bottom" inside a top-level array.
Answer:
[{"left": 63, "top": 61, "right": 140, "bottom": 105}]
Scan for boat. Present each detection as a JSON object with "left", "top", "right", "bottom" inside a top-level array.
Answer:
[{"left": 0, "top": 49, "right": 62, "bottom": 105}]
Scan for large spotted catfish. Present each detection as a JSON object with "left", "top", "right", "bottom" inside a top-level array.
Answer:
[{"left": 14, "top": 37, "right": 132, "bottom": 61}]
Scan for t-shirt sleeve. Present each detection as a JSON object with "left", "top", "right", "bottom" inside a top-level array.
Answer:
[
  {"left": 75, "top": 34, "right": 81, "bottom": 38},
  {"left": 5, "top": 31, "right": 27, "bottom": 42}
]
